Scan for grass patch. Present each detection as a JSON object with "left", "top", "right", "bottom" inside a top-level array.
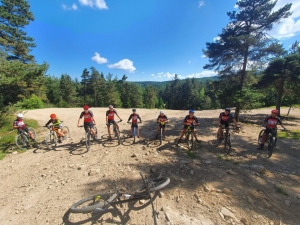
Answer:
[
  {"left": 274, "top": 185, "right": 288, "bottom": 196},
  {"left": 277, "top": 130, "right": 300, "bottom": 139},
  {"left": 0, "top": 115, "right": 39, "bottom": 159}
]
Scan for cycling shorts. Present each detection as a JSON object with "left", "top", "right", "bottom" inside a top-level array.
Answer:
[
  {"left": 131, "top": 123, "right": 138, "bottom": 128},
  {"left": 184, "top": 125, "right": 195, "bottom": 130},
  {"left": 18, "top": 127, "right": 29, "bottom": 134},
  {"left": 263, "top": 127, "right": 276, "bottom": 134},
  {"left": 220, "top": 121, "right": 230, "bottom": 128},
  {"left": 107, "top": 120, "right": 115, "bottom": 126},
  {"left": 84, "top": 122, "right": 95, "bottom": 131}
]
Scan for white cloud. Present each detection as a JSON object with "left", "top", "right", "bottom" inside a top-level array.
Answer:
[
  {"left": 187, "top": 70, "right": 218, "bottom": 78},
  {"left": 199, "top": 1, "right": 205, "bottom": 8},
  {"left": 91, "top": 52, "right": 108, "bottom": 64},
  {"left": 62, "top": 3, "right": 78, "bottom": 10},
  {"left": 108, "top": 59, "right": 136, "bottom": 73},
  {"left": 79, "top": 0, "right": 108, "bottom": 9}
]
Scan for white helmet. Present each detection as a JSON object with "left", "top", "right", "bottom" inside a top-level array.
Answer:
[
  {"left": 109, "top": 105, "right": 113, "bottom": 109},
  {"left": 17, "top": 113, "right": 23, "bottom": 118},
  {"left": 160, "top": 110, "right": 164, "bottom": 114}
]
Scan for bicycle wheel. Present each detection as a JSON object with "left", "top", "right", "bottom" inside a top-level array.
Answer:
[
  {"left": 187, "top": 132, "right": 194, "bottom": 150},
  {"left": 159, "top": 128, "right": 163, "bottom": 145},
  {"left": 257, "top": 129, "right": 265, "bottom": 145},
  {"left": 224, "top": 134, "right": 231, "bottom": 154},
  {"left": 85, "top": 130, "right": 91, "bottom": 150},
  {"left": 70, "top": 193, "right": 118, "bottom": 213},
  {"left": 61, "top": 126, "right": 70, "bottom": 139},
  {"left": 28, "top": 128, "right": 36, "bottom": 139},
  {"left": 15, "top": 134, "right": 29, "bottom": 150},
  {"left": 268, "top": 136, "right": 276, "bottom": 158},
  {"left": 45, "top": 132, "right": 57, "bottom": 150},
  {"left": 114, "top": 127, "right": 121, "bottom": 145},
  {"left": 135, "top": 177, "right": 170, "bottom": 193}
]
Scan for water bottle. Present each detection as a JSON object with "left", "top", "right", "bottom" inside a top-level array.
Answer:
[{"left": 122, "top": 194, "right": 132, "bottom": 199}]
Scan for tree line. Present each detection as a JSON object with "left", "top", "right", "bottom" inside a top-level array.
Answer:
[{"left": 0, "top": 0, "right": 300, "bottom": 121}]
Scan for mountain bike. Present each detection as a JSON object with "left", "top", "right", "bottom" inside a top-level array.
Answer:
[
  {"left": 107, "top": 120, "right": 122, "bottom": 145},
  {"left": 44, "top": 124, "right": 70, "bottom": 150},
  {"left": 217, "top": 125, "right": 240, "bottom": 155},
  {"left": 79, "top": 125, "right": 97, "bottom": 151},
  {"left": 176, "top": 124, "right": 198, "bottom": 150},
  {"left": 14, "top": 128, "right": 36, "bottom": 150},
  {"left": 258, "top": 127, "right": 287, "bottom": 158},
  {"left": 157, "top": 121, "right": 167, "bottom": 145},
  {"left": 127, "top": 122, "right": 140, "bottom": 144},
  {"left": 69, "top": 171, "right": 170, "bottom": 225}
]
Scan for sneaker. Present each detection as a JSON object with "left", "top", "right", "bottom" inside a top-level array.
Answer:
[
  {"left": 108, "top": 136, "right": 112, "bottom": 140},
  {"left": 177, "top": 139, "right": 182, "bottom": 143},
  {"left": 195, "top": 139, "right": 201, "bottom": 143},
  {"left": 257, "top": 145, "right": 264, "bottom": 150},
  {"left": 58, "top": 139, "right": 62, "bottom": 143},
  {"left": 62, "top": 136, "right": 67, "bottom": 140}
]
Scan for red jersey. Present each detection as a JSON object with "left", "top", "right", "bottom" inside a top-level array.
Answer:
[
  {"left": 264, "top": 116, "right": 282, "bottom": 129},
  {"left": 13, "top": 119, "right": 26, "bottom": 130},
  {"left": 79, "top": 110, "right": 94, "bottom": 123},
  {"left": 183, "top": 115, "right": 199, "bottom": 125},
  {"left": 128, "top": 113, "right": 141, "bottom": 124},
  {"left": 219, "top": 112, "right": 233, "bottom": 122},
  {"left": 157, "top": 115, "right": 168, "bottom": 122},
  {"left": 106, "top": 109, "right": 118, "bottom": 120}
]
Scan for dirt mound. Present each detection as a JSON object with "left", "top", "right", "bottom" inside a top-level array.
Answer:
[{"left": 0, "top": 107, "right": 299, "bottom": 225}]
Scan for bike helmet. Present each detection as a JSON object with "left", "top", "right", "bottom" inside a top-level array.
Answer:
[
  {"left": 108, "top": 105, "right": 113, "bottom": 109},
  {"left": 160, "top": 110, "right": 164, "bottom": 114},
  {"left": 83, "top": 105, "right": 89, "bottom": 110},
  {"left": 132, "top": 108, "right": 136, "bottom": 112},
  {"left": 271, "top": 109, "right": 279, "bottom": 114},
  {"left": 189, "top": 109, "right": 195, "bottom": 113},
  {"left": 225, "top": 108, "right": 231, "bottom": 112},
  {"left": 50, "top": 113, "right": 56, "bottom": 119},
  {"left": 17, "top": 113, "right": 23, "bottom": 118}
]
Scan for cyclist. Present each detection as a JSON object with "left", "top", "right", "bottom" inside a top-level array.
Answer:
[
  {"left": 155, "top": 110, "right": 169, "bottom": 139},
  {"left": 13, "top": 113, "right": 36, "bottom": 141},
  {"left": 127, "top": 108, "right": 142, "bottom": 138},
  {"left": 106, "top": 105, "right": 122, "bottom": 140},
  {"left": 77, "top": 105, "right": 97, "bottom": 139},
  {"left": 177, "top": 109, "right": 201, "bottom": 143},
  {"left": 45, "top": 114, "right": 65, "bottom": 143},
  {"left": 257, "top": 109, "right": 286, "bottom": 150},
  {"left": 217, "top": 108, "right": 238, "bottom": 142}
]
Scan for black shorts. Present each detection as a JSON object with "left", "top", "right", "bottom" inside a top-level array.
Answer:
[
  {"left": 131, "top": 123, "right": 138, "bottom": 128},
  {"left": 107, "top": 120, "right": 115, "bottom": 126},
  {"left": 263, "top": 127, "right": 276, "bottom": 134},
  {"left": 84, "top": 122, "right": 94, "bottom": 131},
  {"left": 18, "top": 127, "right": 29, "bottom": 134},
  {"left": 220, "top": 121, "right": 230, "bottom": 128},
  {"left": 184, "top": 125, "right": 195, "bottom": 130}
]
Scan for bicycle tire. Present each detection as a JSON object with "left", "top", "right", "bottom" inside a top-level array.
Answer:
[
  {"left": 135, "top": 177, "right": 170, "bottom": 193},
  {"left": 61, "top": 126, "right": 70, "bottom": 139},
  {"left": 92, "top": 126, "right": 97, "bottom": 141},
  {"left": 159, "top": 128, "right": 163, "bottom": 145},
  {"left": 224, "top": 134, "right": 231, "bottom": 154},
  {"left": 28, "top": 127, "right": 36, "bottom": 139},
  {"left": 258, "top": 129, "right": 264, "bottom": 145},
  {"left": 268, "top": 136, "right": 275, "bottom": 158},
  {"left": 85, "top": 130, "right": 91, "bottom": 151},
  {"left": 70, "top": 193, "right": 118, "bottom": 213},
  {"left": 15, "top": 134, "right": 29, "bottom": 150},
  {"left": 114, "top": 127, "right": 121, "bottom": 145},
  {"left": 187, "top": 132, "right": 194, "bottom": 150},
  {"left": 45, "top": 132, "right": 57, "bottom": 150}
]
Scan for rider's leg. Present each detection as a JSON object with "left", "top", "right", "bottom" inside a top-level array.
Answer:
[
  {"left": 107, "top": 125, "right": 111, "bottom": 138},
  {"left": 258, "top": 131, "right": 268, "bottom": 149},
  {"left": 178, "top": 128, "right": 187, "bottom": 140}
]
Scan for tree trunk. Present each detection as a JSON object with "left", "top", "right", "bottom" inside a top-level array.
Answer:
[
  {"left": 276, "top": 77, "right": 285, "bottom": 116},
  {"left": 286, "top": 104, "right": 292, "bottom": 116}
]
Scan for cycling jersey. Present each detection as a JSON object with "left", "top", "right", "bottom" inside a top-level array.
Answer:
[
  {"left": 45, "top": 118, "right": 62, "bottom": 128},
  {"left": 264, "top": 116, "right": 282, "bottom": 129},
  {"left": 13, "top": 119, "right": 26, "bottom": 130},
  {"left": 183, "top": 115, "right": 199, "bottom": 125},
  {"left": 157, "top": 115, "right": 168, "bottom": 122},
  {"left": 106, "top": 109, "right": 118, "bottom": 120},
  {"left": 219, "top": 112, "right": 233, "bottom": 122},
  {"left": 79, "top": 110, "right": 94, "bottom": 123},
  {"left": 128, "top": 113, "right": 141, "bottom": 124}
]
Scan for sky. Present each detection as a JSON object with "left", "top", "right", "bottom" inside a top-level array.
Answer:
[{"left": 26, "top": 0, "right": 300, "bottom": 82}]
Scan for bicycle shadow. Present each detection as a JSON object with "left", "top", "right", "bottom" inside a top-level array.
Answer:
[{"left": 62, "top": 192, "right": 159, "bottom": 225}]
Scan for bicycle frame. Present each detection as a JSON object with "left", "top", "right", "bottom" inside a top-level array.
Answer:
[{"left": 107, "top": 120, "right": 121, "bottom": 145}]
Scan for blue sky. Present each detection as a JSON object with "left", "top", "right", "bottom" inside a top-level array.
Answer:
[{"left": 26, "top": 0, "right": 300, "bottom": 82}]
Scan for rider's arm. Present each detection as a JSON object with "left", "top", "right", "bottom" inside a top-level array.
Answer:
[
  {"left": 127, "top": 114, "right": 132, "bottom": 123},
  {"left": 232, "top": 118, "right": 238, "bottom": 127},
  {"left": 45, "top": 119, "right": 51, "bottom": 127},
  {"left": 138, "top": 115, "right": 142, "bottom": 123},
  {"left": 77, "top": 118, "right": 81, "bottom": 126}
]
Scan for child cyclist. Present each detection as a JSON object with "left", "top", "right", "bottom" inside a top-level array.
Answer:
[
  {"left": 45, "top": 114, "right": 65, "bottom": 143},
  {"left": 13, "top": 113, "right": 36, "bottom": 141},
  {"left": 155, "top": 110, "right": 169, "bottom": 139},
  {"left": 217, "top": 108, "right": 238, "bottom": 142},
  {"left": 77, "top": 105, "right": 97, "bottom": 138},
  {"left": 127, "top": 108, "right": 142, "bottom": 138},
  {"left": 177, "top": 109, "right": 201, "bottom": 143},
  {"left": 257, "top": 109, "right": 286, "bottom": 150},
  {"left": 106, "top": 105, "right": 122, "bottom": 140}
]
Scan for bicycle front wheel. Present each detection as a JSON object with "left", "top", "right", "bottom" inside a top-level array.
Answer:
[
  {"left": 70, "top": 193, "right": 118, "bottom": 213},
  {"left": 258, "top": 129, "right": 265, "bottom": 145},
  {"left": 61, "top": 126, "right": 70, "bottom": 139},
  {"left": 135, "top": 177, "right": 170, "bottom": 193},
  {"left": 268, "top": 137, "right": 276, "bottom": 158},
  {"left": 114, "top": 127, "right": 121, "bottom": 145},
  {"left": 159, "top": 128, "right": 163, "bottom": 145},
  {"left": 85, "top": 130, "right": 91, "bottom": 150},
  {"left": 15, "top": 134, "right": 29, "bottom": 150},
  {"left": 45, "top": 132, "right": 57, "bottom": 150},
  {"left": 224, "top": 135, "right": 231, "bottom": 154},
  {"left": 187, "top": 133, "right": 194, "bottom": 150}
]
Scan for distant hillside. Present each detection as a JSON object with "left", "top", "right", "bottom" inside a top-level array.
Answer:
[{"left": 132, "top": 76, "right": 219, "bottom": 87}]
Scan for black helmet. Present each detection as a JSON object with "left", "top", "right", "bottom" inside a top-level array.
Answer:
[
  {"left": 132, "top": 108, "right": 136, "bottom": 112},
  {"left": 225, "top": 108, "right": 231, "bottom": 112}
]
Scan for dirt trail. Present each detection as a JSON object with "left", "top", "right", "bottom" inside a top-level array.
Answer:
[{"left": 0, "top": 107, "right": 300, "bottom": 225}]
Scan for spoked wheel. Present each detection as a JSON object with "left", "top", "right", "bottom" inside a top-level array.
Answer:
[
  {"left": 85, "top": 130, "right": 91, "bottom": 151},
  {"left": 114, "top": 127, "right": 121, "bottom": 145},
  {"left": 159, "top": 128, "right": 163, "bottom": 145},
  {"left": 187, "top": 133, "right": 194, "bottom": 150},
  {"left": 45, "top": 132, "right": 57, "bottom": 150},
  {"left": 70, "top": 193, "right": 118, "bottom": 213},
  {"left": 224, "top": 134, "right": 231, "bottom": 154},
  {"left": 61, "top": 126, "right": 70, "bottom": 140},
  {"left": 268, "top": 137, "right": 276, "bottom": 158},
  {"left": 15, "top": 134, "right": 29, "bottom": 150},
  {"left": 258, "top": 129, "right": 265, "bottom": 145},
  {"left": 135, "top": 177, "right": 170, "bottom": 193}
]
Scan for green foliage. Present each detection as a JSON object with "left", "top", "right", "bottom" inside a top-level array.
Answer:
[
  {"left": 15, "top": 94, "right": 44, "bottom": 109},
  {"left": 274, "top": 185, "right": 288, "bottom": 196},
  {"left": 277, "top": 130, "right": 300, "bottom": 139}
]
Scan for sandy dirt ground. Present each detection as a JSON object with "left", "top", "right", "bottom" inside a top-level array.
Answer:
[{"left": 0, "top": 107, "right": 300, "bottom": 225}]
